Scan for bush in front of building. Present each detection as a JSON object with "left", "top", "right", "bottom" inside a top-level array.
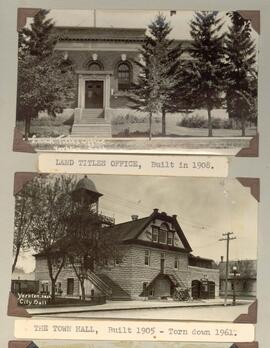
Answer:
[
  {"left": 173, "top": 287, "right": 191, "bottom": 301},
  {"left": 111, "top": 113, "right": 161, "bottom": 125},
  {"left": 177, "top": 115, "right": 233, "bottom": 129}
]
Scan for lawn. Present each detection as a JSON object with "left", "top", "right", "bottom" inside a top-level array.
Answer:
[{"left": 16, "top": 109, "right": 257, "bottom": 139}]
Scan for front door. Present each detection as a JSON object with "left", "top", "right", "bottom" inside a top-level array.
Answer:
[{"left": 85, "top": 80, "right": 104, "bottom": 108}]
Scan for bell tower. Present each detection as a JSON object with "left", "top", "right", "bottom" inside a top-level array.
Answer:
[{"left": 71, "top": 175, "right": 103, "bottom": 214}]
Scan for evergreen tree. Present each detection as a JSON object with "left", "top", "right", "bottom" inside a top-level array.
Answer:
[
  {"left": 19, "top": 9, "right": 57, "bottom": 58},
  {"left": 131, "top": 14, "right": 182, "bottom": 138},
  {"left": 17, "top": 10, "right": 76, "bottom": 140},
  {"left": 224, "top": 12, "right": 257, "bottom": 136},
  {"left": 185, "top": 11, "right": 225, "bottom": 136}
]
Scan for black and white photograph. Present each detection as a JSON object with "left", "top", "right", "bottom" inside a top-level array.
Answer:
[
  {"left": 10, "top": 174, "right": 257, "bottom": 322},
  {"left": 15, "top": 9, "right": 259, "bottom": 155}
]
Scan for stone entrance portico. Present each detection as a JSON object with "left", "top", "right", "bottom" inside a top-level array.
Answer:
[{"left": 73, "top": 70, "right": 113, "bottom": 137}]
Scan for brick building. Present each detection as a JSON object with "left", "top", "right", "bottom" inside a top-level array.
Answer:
[
  {"left": 53, "top": 26, "right": 191, "bottom": 137},
  {"left": 35, "top": 176, "right": 219, "bottom": 301}
]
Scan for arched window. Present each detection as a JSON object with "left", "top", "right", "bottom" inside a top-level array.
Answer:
[
  {"left": 87, "top": 61, "right": 103, "bottom": 71},
  {"left": 117, "top": 62, "right": 131, "bottom": 90},
  {"left": 60, "top": 58, "right": 74, "bottom": 73}
]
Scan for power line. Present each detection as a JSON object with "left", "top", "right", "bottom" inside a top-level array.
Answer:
[{"left": 219, "top": 232, "right": 237, "bottom": 306}]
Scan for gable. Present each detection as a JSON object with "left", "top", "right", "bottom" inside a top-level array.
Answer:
[{"left": 137, "top": 217, "right": 189, "bottom": 251}]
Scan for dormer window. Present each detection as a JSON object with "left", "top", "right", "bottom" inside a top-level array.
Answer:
[
  {"left": 151, "top": 223, "right": 175, "bottom": 246},
  {"left": 167, "top": 231, "right": 174, "bottom": 246},
  {"left": 158, "top": 229, "right": 167, "bottom": 244},
  {"left": 152, "top": 226, "right": 158, "bottom": 242}
]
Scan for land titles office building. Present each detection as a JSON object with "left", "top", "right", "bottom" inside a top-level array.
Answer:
[{"left": 53, "top": 26, "right": 190, "bottom": 137}]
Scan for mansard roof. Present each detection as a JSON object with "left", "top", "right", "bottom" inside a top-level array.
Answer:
[
  {"left": 106, "top": 210, "right": 192, "bottom": 253},
  {"left": 54, "top": 26, "right": 146, "bottom": 42}
]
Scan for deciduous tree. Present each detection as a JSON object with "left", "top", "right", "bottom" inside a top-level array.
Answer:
[
  {"left": 65, "top": 204, "right": 122, "bottom": 300},
  {"left": 27, "top": 175, "right": 76, "bottom": 302}
]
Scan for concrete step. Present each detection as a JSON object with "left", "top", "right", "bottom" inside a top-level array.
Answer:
[
  {"left": 80, "top": 118, "right": 108, "bottom": 124},
  {"left": 71, "top": 123, "right": 112, "bottom": 137},
  {"left": 81, "top": 109, "right": 104, "bottom": 118}
]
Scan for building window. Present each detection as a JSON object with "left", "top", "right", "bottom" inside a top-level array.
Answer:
[
  {"left": 174, "top": 257, "right": 179, "bottom": 269},
  {"left": 60, "top": 58, "right": 74, "bottom": 73},
  {"left": 152, "top": 226, "right": 158, "bottom": 242},
  {"left": 87, "top": 61, "right": 103, "bottom": 71},
  {"left": 167, "top": 231, "right": 174, "bottom": 246},
  {"left": 67, "top": 278, "right": 74, "bottom": 295},
  {"left": 144, "top": 250, "right": 150, "bottom": 266},
  {"left": 158, "top": 229, "right": 167, "bottom": 244},
  {"left": 56, "top": 282, "right": 62, "bottom": 295},
  {"left": 117, "top": 62, "right": 131, "bottom": 90},
  {"left": 41, "top": 281, "right": 49, "bottom": 294}
]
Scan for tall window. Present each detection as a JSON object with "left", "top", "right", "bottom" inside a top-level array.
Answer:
[
  {"left": 67, "top": 278, "right": 74, "bottom": 295},
  {"left": 174, "top": 257, "right": 179, "bottom": 269},
  {"left": 159, "top": 223, "right": 168, "bottom": 244},
  {"left": 152, "top": 226, "right": 158, "bottom": 243},
  {"left": 145, "top": 250, "right": 150, "bottom": 266},
  {"left": 118, "top": 62, "right": 131, "bottom": 90},
  {"left": 167, "top": 231, "right": 174, "bottom": 246}
]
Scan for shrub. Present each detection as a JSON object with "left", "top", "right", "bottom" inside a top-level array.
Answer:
[
  {"left": 111, "top": 113, "right": 161, "bottom": 125},
  {"left": 173, "top": 287, "right": 190, "bottom": 301},
  {"left": 177, "top": 115, "right": 232, "bottom": 129}
]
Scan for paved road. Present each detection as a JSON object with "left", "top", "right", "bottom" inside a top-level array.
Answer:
[{"left": 43, "top": 302, "right": 250, "bottom": 322}]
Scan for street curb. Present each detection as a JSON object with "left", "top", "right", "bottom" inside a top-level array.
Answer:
[{"left": 29, "top": 301, "right": 249, "bottom": 316}]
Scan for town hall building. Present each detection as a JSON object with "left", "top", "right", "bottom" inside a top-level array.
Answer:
[{"left": 34, "top": 176, "right": 219, "bottom": 301}]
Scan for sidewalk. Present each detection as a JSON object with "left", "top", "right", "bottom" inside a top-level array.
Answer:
[{"left": 27, "top": 298, "right": 252, "bottom": 316}]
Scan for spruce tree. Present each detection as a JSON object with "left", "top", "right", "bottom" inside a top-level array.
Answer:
[
  {"left": 17, "top": 10, "right": 76, "bottom": 140},
  {"left": 224, "top": 12, "right": 257, "bottom": 136},
  {"left": 186, "top": 11, "right": 225, "bottom": 137},
  {"left": 131, "top": 14, "right": 182, "bottom": 138},
  {"left": 19, "top": 9, "right": 57, "bottom": 58}
]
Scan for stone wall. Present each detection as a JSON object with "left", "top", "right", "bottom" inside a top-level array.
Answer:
[{"left": 100, "top": 244, "right": 190, "bottom": 299}]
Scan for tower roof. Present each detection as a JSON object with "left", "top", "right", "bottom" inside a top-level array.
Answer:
[{"left": 71, "top": 175, "right": 103, "bottom": 204}]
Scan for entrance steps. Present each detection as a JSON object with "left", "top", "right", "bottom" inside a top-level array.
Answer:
[
  {"left": 71, "top": 108, "right": 112, "bottom": 137},
  {"left": 80, "top": 109, "right": 105, "bottom": 123},
  {"left": 71, "top": 124, "right": 112, "bottom": 137},
  {"left": 97, "top": 274, "right": 131, "bottom": 301}
]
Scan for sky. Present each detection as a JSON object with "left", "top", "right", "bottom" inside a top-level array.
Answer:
[
  {"left": 16, "top": 175, "right": 257, "bottom": 273},
  {"left": 43, "top": 9, "right": 259, "bottom": 41}
]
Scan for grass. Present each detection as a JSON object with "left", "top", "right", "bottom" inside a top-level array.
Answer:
[{"left": 16, "top": 116, "right": 71, "bottom": 138}]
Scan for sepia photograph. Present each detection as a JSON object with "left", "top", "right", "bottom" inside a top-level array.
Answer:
[
  {"left": 10, "top": 174, "right": 257, "bottom": 321},
  {"left": 14, "top": 9, "right": 259, "bottom": 155}
]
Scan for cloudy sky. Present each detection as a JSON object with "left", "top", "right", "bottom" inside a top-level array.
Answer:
[
  {"left": 43, "top": 9, "right": 258, "bottom": 41},
  {"left": 16, "top": 175, "right": 257, "bottom": 273}
]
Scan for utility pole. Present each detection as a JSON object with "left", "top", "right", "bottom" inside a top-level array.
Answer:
[
  {"left": 93, "top": 9, "right": 97, "bottom": 27},
  {"left": 219, "top": 232, "right": 236, "bottom": 306}
]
